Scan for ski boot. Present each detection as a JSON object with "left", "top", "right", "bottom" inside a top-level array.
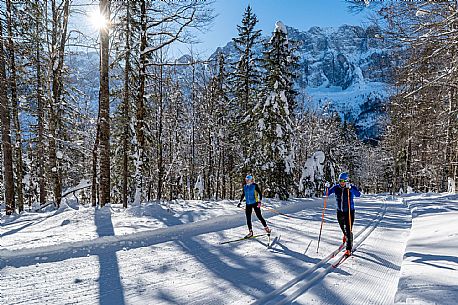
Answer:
[
  {"left": 244, "top": 230, "right": 253, "bottom": 239},
  {"left": 344, "top": 249, "right": 351, "bottom": 256},
  {"left": 264, "top": 226, "right": 272, "bottom": 234}
]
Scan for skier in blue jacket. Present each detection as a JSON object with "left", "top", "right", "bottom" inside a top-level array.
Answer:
[
  {"left": 326, "top": 172, "right": 361, "bottom": 255},
  {"left": 238, "top": 175, "right": 271, "bottom": 238}
]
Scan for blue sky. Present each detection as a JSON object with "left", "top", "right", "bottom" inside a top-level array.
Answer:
[
  {"left": 76, "top": 0, "right": 370, "bottom": 58},
  {"left": 181, "top": 0, "right": 370, "bottom": 58}
]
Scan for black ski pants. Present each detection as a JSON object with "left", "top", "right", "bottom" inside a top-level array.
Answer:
[
  {"left": 337, "top": 210, "right": 355, "bottom": 250},
  {"left": 245, "top": 204, "right": 267, "bottom": 230}
]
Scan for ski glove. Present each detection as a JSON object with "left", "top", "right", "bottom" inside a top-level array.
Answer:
[
  {"left": 237, "top": 202, "right": 242, "bottom": 208},
  {"left": 257, "top": 202, "right": 262, "bottom": 208},
  {"left": 346, "top": 182, "right": 352, "bottom": 189}
]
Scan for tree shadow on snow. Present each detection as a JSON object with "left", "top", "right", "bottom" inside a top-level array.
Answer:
[
  {"left": 404, "top": 252, "right": 458, "bottom": 270},
  {"left": 94, "top": 207, "right": 126, "bottom": 305},
  {"left": 154, "top": 212, "right": 280, "bottom": 302}
]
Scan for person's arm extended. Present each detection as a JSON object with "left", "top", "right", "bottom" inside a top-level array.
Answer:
[
  {"left": 255, "top": 184, "right": 262, "bottom": 201},
  {"left": 240, "top": 189, "right": 245, "bottom": 202},
  {"left": 351, "top": 185, "right": 361, "bottom": 197}
]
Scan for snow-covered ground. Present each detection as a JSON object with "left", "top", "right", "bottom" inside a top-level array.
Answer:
[{"left": 0, "top": 193, "right": 457, "bottom": 305}]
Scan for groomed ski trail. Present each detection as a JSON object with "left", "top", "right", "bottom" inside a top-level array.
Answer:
[
  {"left": 253, "top": 196, "right": 410, "bottom": 305},
  {"left": 0, "top": 196, "right": 411, "bottom": 305}
]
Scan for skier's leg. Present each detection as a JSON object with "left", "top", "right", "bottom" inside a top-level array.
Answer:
[
  {"left": 344, "top": 211, "right": 353, "bottom": 250},
  {"left": 254, "top": 205, "right": 267, "bottom": 227},
  {"left": 337, "top": 210, "right": 346, "bottom": 234},
  {"left": 245, "top": 205, "right": 253, "bottom": 231}
]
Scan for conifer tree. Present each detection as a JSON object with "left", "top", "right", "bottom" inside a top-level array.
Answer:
[
  {"left": 231, "top": 5, "right": 262, "bottom": 172},
  {"left": 255, "top": 21, "right": 298, "bottom": 200}
]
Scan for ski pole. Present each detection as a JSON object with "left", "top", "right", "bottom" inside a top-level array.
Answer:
[
  {"left": 263, "top": 206, "right": 291, "bottom": 218},
  {"left": 317, "top": 186, "right": 329, "bottom": 253},
  {"left": 347, "top": 188, "right": 352, "bottom": 233}
]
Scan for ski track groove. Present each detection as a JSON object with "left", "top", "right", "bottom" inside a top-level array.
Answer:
[
  {"left": 0, "top": 256, "right": 101, "bottom": 305},
  {"left": 254, "top": 200, "right": 391, "bottom": 305},
  {"left": 304, "top": 199, "right": 408, "bottom": 305}
]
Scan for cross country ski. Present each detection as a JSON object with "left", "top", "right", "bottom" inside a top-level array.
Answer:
[
  {"left": 219, "top": 233, "right": 269, "bottom": 245},
  {"left": 332, "top": 251, "right": 352, "bottom": 268}
]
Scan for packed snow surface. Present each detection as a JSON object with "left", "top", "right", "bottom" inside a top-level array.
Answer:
[{"left": 1, "top": 193, "right": 457, "bottom": 304}]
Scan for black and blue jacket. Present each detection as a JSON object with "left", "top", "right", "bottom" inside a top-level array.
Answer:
[
  {"left": 240, "top": 183, "right": 262, "bottom": 205},
  {"left": 327, "top": 184, "right": 361, "bottom": 212}
]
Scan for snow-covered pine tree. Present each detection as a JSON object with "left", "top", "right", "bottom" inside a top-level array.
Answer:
[
  {"left": 200, "top": 52, "right": 231, "bottom": 199},
  {"left": 110, "top": 0, "right": 141, "bottom": 206},
  {"left": 231, "top": 5, "right": 263, "bottom": 173},
  {"left": 255, "top": 21, "right": 298, "bottom": 200},
  {"left": 212, "top": 53, "right": 235, "bottom": 199},
  {"left": 10, "top": 0, "right": 50, "bottom": 208},
  {"left": 162, "top": 74, "right": 187, "bottom": 200},
  {"left": 46, "top": 0, "right": 72, "bottom": 208}
]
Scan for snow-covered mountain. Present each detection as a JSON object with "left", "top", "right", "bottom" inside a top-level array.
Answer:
[{"left": 212, "top": 24, "right": 396, "bottom": 142}]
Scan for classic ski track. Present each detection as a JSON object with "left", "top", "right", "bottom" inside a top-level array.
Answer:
[
  {"left": 0, "top": 198, "right": 397, "bottom": 305},
  {"left": 253, "top": 200, "right": 388, "bottom": 305},
  {"left": 0, "top": 200, "right": 313, "bottom": 305},
  {"left": 0, "top": 200, "right": 314, "bottom": 265},
  {"left": 298, "top": 197, "right": 409, "bottom": 305}
]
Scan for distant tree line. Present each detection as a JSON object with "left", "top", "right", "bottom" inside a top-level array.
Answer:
[{"left": 345, "top": 0, "right": 458, "bottom": 193}]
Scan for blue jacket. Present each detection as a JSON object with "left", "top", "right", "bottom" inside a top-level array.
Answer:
[
  {"left": 327, "top": 184, "right": 361, "bottom": 212},
  {"left": 240, "top": 183, "right": 262, "bottom": 205}
]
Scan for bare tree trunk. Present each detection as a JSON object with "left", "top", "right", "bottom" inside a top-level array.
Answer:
[
  {"left": 216, "top": 150, "right": 222, "bottom": 200},
  {"left": 99, "top": 0, "right": 111, "bottom": 206},
  {"left": 169, "top": 125, "right": 174, "bottom": 200},
  {"left": 206, "top": 130, "right": 212, "bottom": 199},
  {"left": 6, "top": 0, "right": 24, "bottom": 212},
  {"left": 134, "top": 0, "right": 147, "bottom": 205},
  {"left": 48, "top": 0, "right": 70, "bottom": 207},
  {"left": 157, "top": 64, "right": 164, "bottom": 201},
  {"left": 0, "top": 19, "right": 15, "bottom": 214},
  {"left": 49, "top": 0, "right": 60, "bottom": 208},
  {"left": 92, "top": 105, "right": 100, "bottom": 207},
  {"left": 190, "top": 62, "right": 196, "bottom": 200},
  {"left": 445, "top": 89, "right": 455, "bottom": 190},
  {"left": 122, "top": 0, "right": 131, "bottom": 208},
  {"left": 35, "top": 5, "right": 47, "bottom": 206}
]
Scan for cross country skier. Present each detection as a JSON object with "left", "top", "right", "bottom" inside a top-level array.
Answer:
[
  {"left": 238, "top": 175, "right": 271, "bottom": 238},
  {"left": 326, "top": 172, "right": 361, "bottom": 256}
]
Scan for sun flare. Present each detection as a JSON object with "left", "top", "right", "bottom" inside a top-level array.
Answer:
[{"left": 88, "top": 9, "right": 108, "bottom": 30}]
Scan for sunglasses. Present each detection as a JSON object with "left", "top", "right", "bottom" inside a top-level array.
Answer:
[{"left": 339, "top": 179, "right": 348, "bottom": 183}]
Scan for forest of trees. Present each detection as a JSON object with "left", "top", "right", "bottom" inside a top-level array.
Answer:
[{"left": 1, "top": 1, "right": 457, "bottom": 214}]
